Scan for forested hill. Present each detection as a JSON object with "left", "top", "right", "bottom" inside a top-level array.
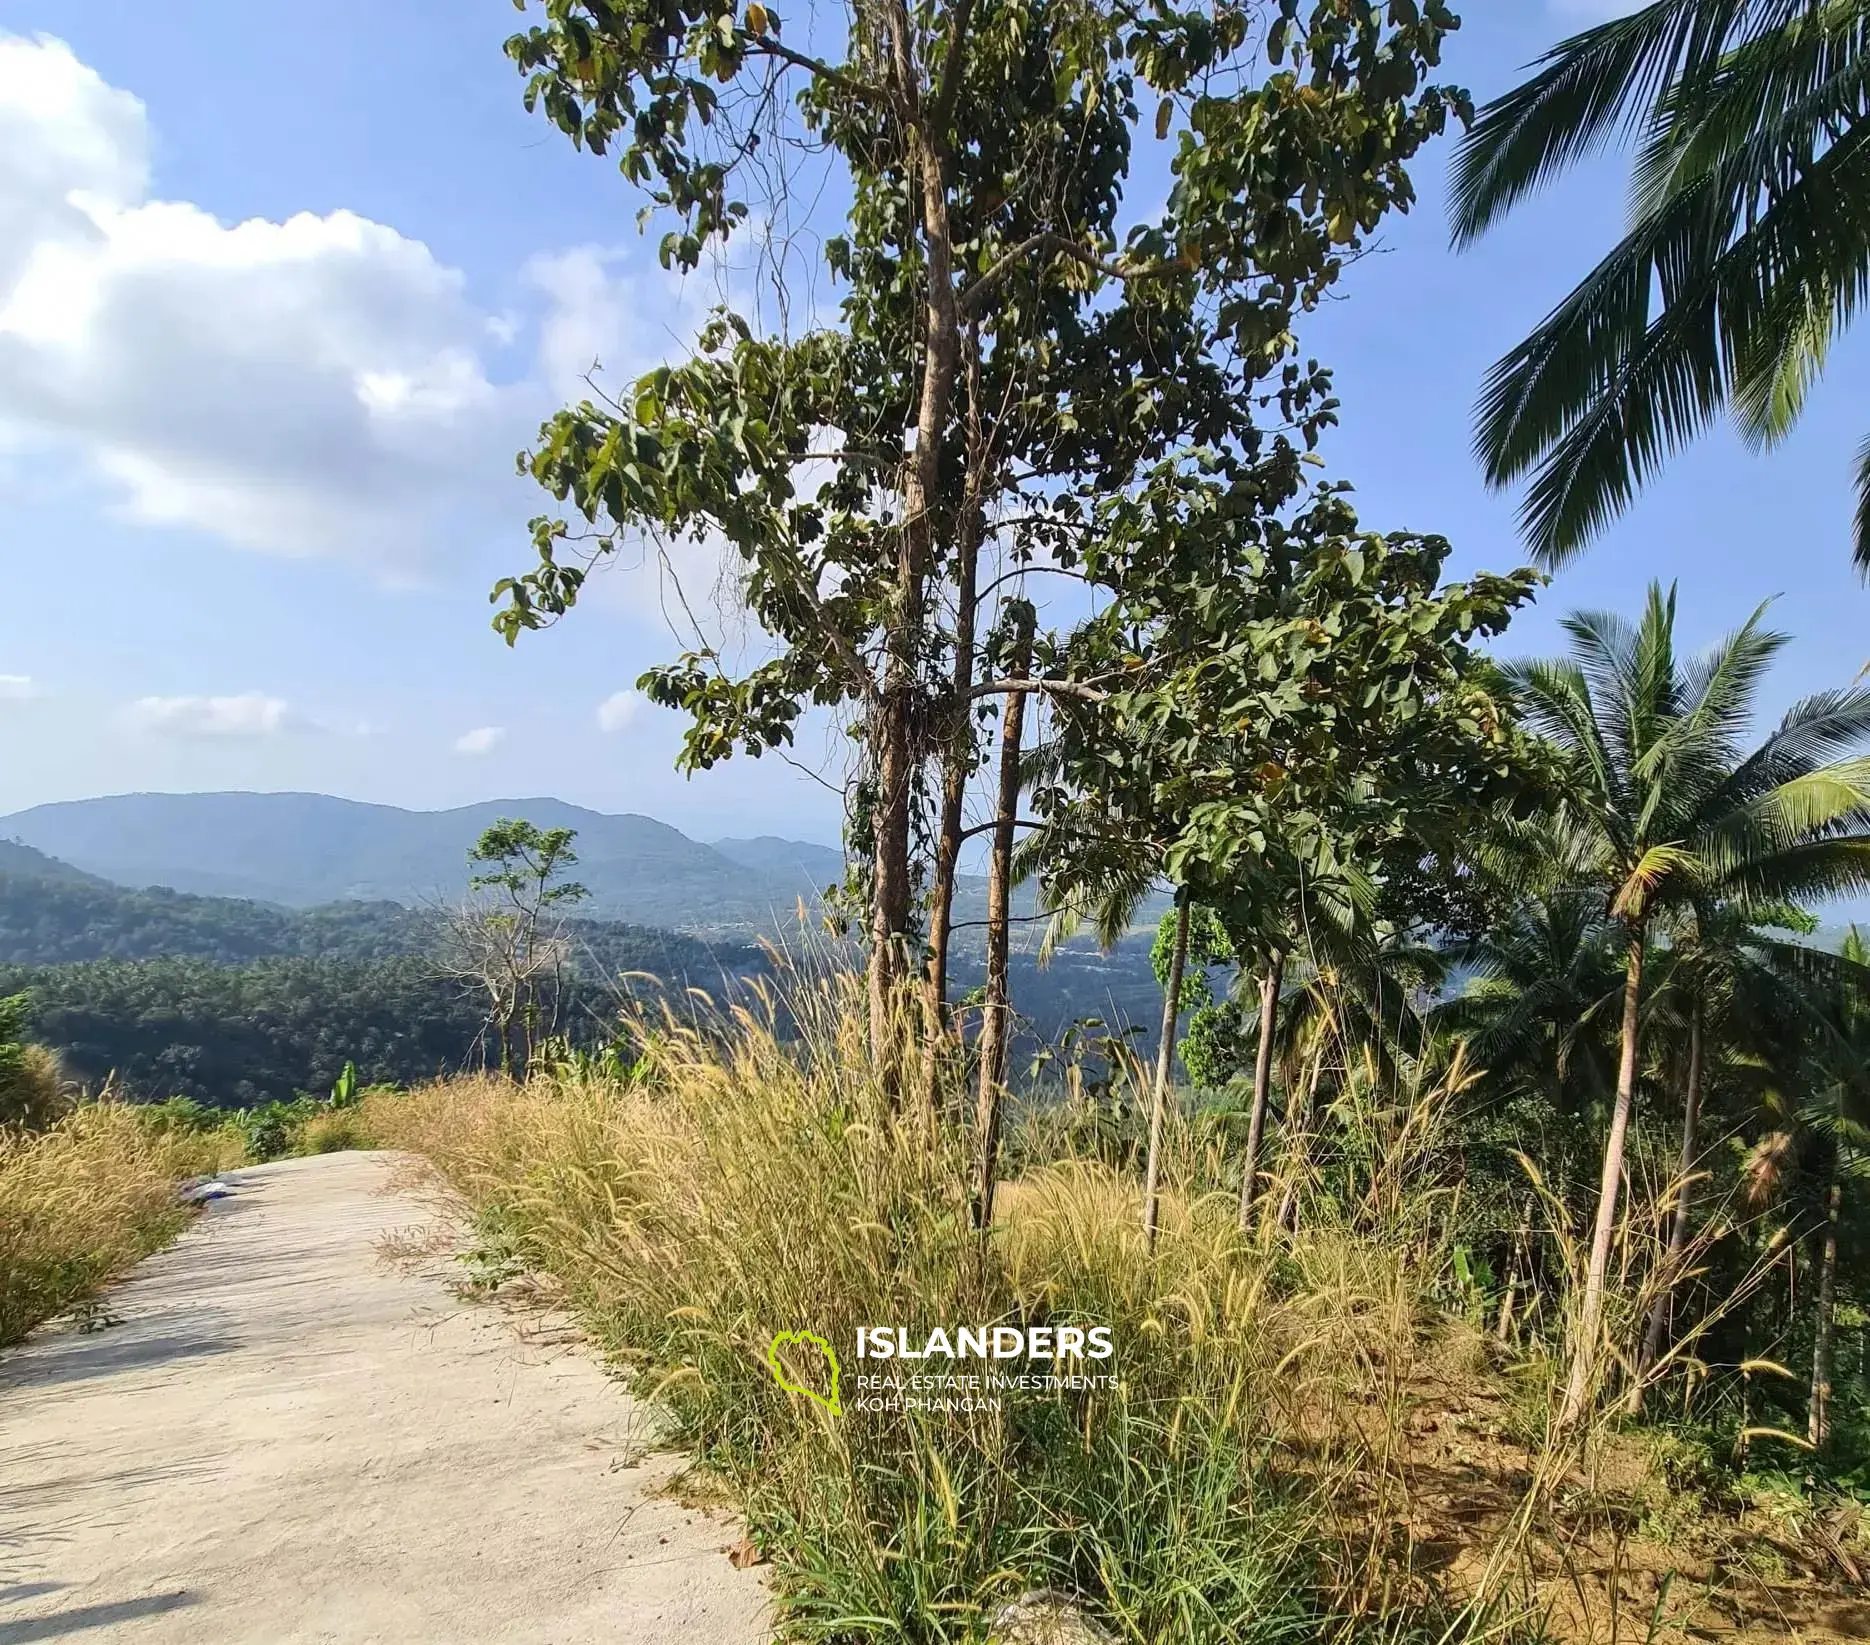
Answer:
[
  {"left": 0, "top": 865, "right": 739, "bottom": 976},
  {"left": 0, "top": 873, "right": 430, "bottom": 965},
  {"left": 0, "top": 839, "right": 106, "bottom": 886},
  {"left": 0, "top": 854, "right": 765, "bottom": 1106}
]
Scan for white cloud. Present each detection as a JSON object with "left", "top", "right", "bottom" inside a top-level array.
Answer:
[
  {"left": 527, "top": 247, "right": 633, "bottom": 401},
  {"left": 128, "top": 692, "right": 295, "bottom": 739},
  {"left": 596, "top": 688, "right": 645, "bottom": 732},
  {"left": 453, "top": 725, "right": 506, "bottom": 756},
  {"left": 0, "top": 673, "right": 39, "bottom": 700},
  {"left": 0, "top": 32, "right": 778, "bottom": 641},
  {"left": 0, "top": 34, "right": 653, "bottom": 574}
]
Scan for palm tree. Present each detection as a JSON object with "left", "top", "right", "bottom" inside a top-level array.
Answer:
[
  {"left": 1633, "top": 900, "right": 1841, "bottom": 1390},
  {"left": 1451, "top": 1, "right": 1870, "bottom": 569},
  {"left": 1261, "top": 922, "right": 1450, "bottom": 1234},
  {"left": 1505, "top": 584, "right": 1870, "bottom": 1425},
  {"left": 1438, "top": 886, "right": 1626, "bottom": 1118},
  {"left": 1744, "top": 926, "right": 1870, "bottom": 1447},
  {"left": 1197, "top": 882, "right": 1445, "bottom": 1231}
]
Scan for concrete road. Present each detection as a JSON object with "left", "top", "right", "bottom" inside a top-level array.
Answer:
[{"left": 0, "top": 1152, "right": 772, "bottom": 1644}]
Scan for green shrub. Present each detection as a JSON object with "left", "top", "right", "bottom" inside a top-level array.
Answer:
[{"left": 0, "top": 993, "right": 73, "bottom": 1130}]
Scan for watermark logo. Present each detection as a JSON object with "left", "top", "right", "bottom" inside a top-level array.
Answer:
[
  {"left": 766, "top": 1330, "right": 843, "bottom": 1415},
  {"left": 768, "top": 1325, "right": 1118, "bottom": 1416}
]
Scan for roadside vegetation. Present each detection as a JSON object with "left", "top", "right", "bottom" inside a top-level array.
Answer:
[
  {"left": 363, "top": 955, "right": 1870, "bottom": 1643},
  {"left": 0, "top": 1101, "right": 245, "bottom": 1347},
  {"left": 363, "top": 989, "right": 1506, "bottom": 1643},
  {"left": 0, "top": 1039, "right": 387, "bottom": 1347}
]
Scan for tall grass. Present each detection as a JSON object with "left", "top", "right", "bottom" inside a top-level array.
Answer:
[
  {"left": 0, "top": 1103, "right": 244, "bottom": 1345},
  {"left": 364, "top": 979, "right": 1534, "bottom": 1643}
]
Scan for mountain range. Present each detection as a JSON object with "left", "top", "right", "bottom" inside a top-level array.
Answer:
[
  {"left": 0, "top": 792, "right": 847, "bottom": 934},
  {"left": 0, "top": 799, "right": 1169, "bottom": 1104}
]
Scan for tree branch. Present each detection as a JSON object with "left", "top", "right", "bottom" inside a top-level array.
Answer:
[
  {"left": 960, "top": 235, "right": 1179, "bottom": 317},
  {"left": 929, "top": 0, "right": 978, "bottom": 133},
  {"left": 971, "top": 677, "right": 1110, "bottom": 703},
  {"left": 748, "top": 39, "right": 885, "bottom": 105}
]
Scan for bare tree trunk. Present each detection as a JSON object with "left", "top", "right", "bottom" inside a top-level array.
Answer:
[
  {"left": 870, "top": 13, "right": 961, "bottom": 1075},
  {"left": 973, "top": 604, "right": 1032, "bottom": 1230},
  {"left": 925, "top": 330, "right": 986, "bottom": 1036},
  {"left": 1810, "top": 1169, "right": 1843, "bottom": 1450},
  {"left": 1562, "top": 925, "right": 1646, "bottom": 1429},
  {"left": 1237, "top": 951, "right": 1287, "bottom": 1230},
  {"left": 1636, "top": 995, "right": 1704, "bottom": 1400},
  {"left": 1142, "top": 895, "right": 1191, "bottom": 1250}
]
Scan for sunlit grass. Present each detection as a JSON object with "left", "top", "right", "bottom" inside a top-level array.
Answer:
[
  {"left": 0, "top": 1103, "right": 244, "bottom": 1345},
  {"left": 362, "top": 975, "right": 1541, "bottom": 1643}
]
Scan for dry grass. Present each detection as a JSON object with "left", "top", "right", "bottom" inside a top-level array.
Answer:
[
  {"left": 359, "top": 979, "right": 1870, "bottom": 1643},
  {"left": 0, "top": 1042, "right": 76, "bottom": 1129},
  {"left": 296, "top": 1107, "right": 372, "bottom": 1155},
  {"left": 359, "top": 978, "right": 1555, "bottom": 1643},
  {"left": 0, "top": 1103, "right": 243, "bottom": 1345}
]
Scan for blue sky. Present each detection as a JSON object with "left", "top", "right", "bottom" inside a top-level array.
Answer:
[{"left": 0, "top": 0, "right": 1864, "bottom": 847}]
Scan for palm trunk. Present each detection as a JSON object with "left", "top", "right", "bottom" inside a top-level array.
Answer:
[
  {"left": 1809, "top": 1168, "right": 1843, "bottom": 1450},
  {"left": 1561, "top": 925, "right": 1646, "bottom": 1428},
  {"left": 1636, "top": 996, "right": 1704, "bottom": 1398},
  {"left": 1237, "top": 951, "right": 1286, "bottom": 1230},
  {"left": 973, "top": 605, "right": 1032, "bottom": 1231},
  {"left": 1142, "top": 896, "right": 1190, "bottom": 1250}
]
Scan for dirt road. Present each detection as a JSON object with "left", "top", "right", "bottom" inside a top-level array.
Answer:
[{"left": 0, "top": 1152, "right": 772, "bottom": 1644}]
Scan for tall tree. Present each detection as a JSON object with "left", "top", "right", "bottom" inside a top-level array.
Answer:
[
  {"left": 974, "top": 601, "right": 1034, "bottom": 1224},
  {"left": 1503, "top": 584, "right": 1870, "bottom": 1425},
  {"left": 444, "top": 820, "right": 590, "bottom": 1073},
  {"left": 489, "top": 0, "right": 1472, "bottom": 1067},
  {"left": 1451, "top": 0, "right": 1870, "bottom": 568},
  {"left": 1029, "top": 489, "right": 1537, "bottom": 1233}
]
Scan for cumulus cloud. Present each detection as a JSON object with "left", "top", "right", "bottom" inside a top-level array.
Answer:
[
  {"left": 527, "top": 248, "right": 634, "bottom": 400},
  {"left": 0, "top": 30, "right": 774, "bottom": 642},
  {"left": 0, "top": 673, "right": 40, "bottom": 700},
  {"left": 0, "top": 34, "right": 629, "bottom": 574},
  {"left": 128, "top": 692, "right": 295, "bottom": 739},
  {"left": 596, "top": 688, "right": 645, "bottom": 732},
  {"left": 453, "top": 725, "right": 506, "bottom": 756}
]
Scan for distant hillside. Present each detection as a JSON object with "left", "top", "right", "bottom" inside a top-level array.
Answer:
[
  {"left": 711, "top": 835, "right": 848, "bottom": 890},
  {"left": 0, "top": 839, "right": 105, "bottom": 885},
  {"left": 0, "top": 793, "right": 843, "bottom": 933},
  {"left": 0, "top": 867, "right": 752, "bottom": 979},
  {"left": 0, "top": 956, "right": 492, "bottom": 1107}
]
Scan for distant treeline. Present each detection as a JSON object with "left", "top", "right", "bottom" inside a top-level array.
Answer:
[
  {"left": 0, "top": 865, "right": 1169, "bottom": 1106},
  {"left": 0, "top": 870, "right": 745, "bottom": 975},
  {"left": 0, "top": 869, "right": 769, "bottom": 1106}
]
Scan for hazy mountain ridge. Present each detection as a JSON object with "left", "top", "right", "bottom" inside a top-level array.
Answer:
[
  {"left": 0, "top": 796, "right": 1171, "bottom": 1103},
  {"left": 0, "top": 792, "right": 845, "bottom": 934}
]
